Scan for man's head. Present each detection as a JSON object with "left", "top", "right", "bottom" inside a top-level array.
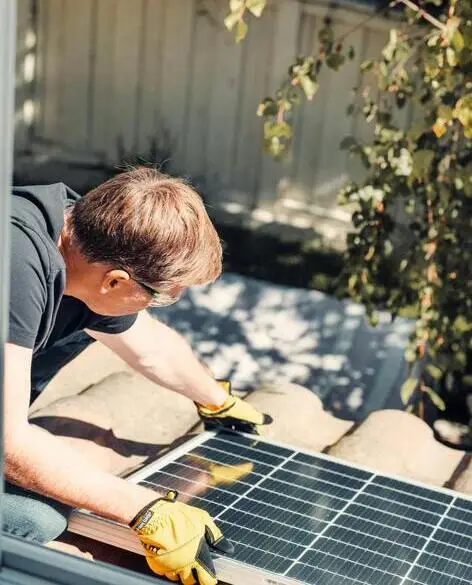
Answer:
[{"left": 63, "top": 167, "right": 222, "bottom": 315}]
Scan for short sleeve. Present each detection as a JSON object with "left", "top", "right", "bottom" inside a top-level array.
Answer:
[
  {"left": 85, "top": 313, "right": 138, "bottom": 335},
  {"left": 8, "top": 227, "right": 47, "bottom": 348}
]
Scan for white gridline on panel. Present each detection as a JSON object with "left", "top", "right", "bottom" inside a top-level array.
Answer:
[
  {"left": 146, "top": 464, "right": 472, "bottom": 582},
  {"left": 129, "top": 432, "right": 472, "bottom": 585},
  {"left": 167, "top": 457, "right": 446, "bottom": 523},
  {"left": 194, "top": 439, "right": 453, "bottom": 508},
  {"left": 144, "top": 459, "right": 472, "bottom": 547},
  {"left": 151, "top": 462, "right": 444, "bottom": 531}
]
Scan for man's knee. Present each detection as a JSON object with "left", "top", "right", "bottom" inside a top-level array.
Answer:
[{"left": 3, "top": 493, "right": 70, "bottom": 543}]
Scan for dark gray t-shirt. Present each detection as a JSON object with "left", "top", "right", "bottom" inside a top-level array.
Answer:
[{"left": 8, "top": 183, "right": 137, "bottom": 353}]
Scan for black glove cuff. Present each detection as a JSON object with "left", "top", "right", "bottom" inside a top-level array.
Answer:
[{"left": 129, "top": 489, "right": 179, "bottom": 529}]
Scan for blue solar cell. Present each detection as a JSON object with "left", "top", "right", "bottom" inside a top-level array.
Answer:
[{"left": 138, "top": 431, "right": 472, "bottom": 585}]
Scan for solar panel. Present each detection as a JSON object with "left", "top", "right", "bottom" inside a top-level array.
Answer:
[{"left": 69, "top": 431, "right": 472, "bottom": 585}]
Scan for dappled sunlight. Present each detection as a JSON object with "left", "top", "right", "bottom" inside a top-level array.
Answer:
[{"left": 152, "top": 273, "right": 414, "bottom": 421}]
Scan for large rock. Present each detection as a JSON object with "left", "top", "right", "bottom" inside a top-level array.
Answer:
[
  {"left": 328, "top": 409, "right": 464, "bottom": 486},
  {"left": 245, "top": 383, "right": 353, "bottom": 452},
  {"left": 30, "top": 372, "right": 200, "bottom": 476}
]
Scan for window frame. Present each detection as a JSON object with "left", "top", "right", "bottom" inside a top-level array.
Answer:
[{"left": 0, "top": 3, "right": 165, "bottom": 583}]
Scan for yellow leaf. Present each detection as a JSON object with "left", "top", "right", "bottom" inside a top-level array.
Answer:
[
  {"left": 433, "top": 119, "right": 447, "bottom": 138},
  {"left": 364, "top": 246, "right": 375, "bottom": 261}
]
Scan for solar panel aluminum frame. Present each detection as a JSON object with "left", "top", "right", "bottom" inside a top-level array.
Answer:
[{"left": 68, "top": 430, "right": 472, "bottom": 585}]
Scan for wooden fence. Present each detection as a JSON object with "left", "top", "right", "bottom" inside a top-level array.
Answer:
[{"left": 14, "top": 0, "right": 413, "bottom": 244}]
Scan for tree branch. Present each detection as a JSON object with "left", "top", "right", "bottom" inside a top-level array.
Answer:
[{"left": 397, "top": 0, "right": 447, "bottom": 31}]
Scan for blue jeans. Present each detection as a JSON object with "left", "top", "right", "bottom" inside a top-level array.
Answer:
[{"left": 4, "top": 330, "right": 94, "bottom": 543}]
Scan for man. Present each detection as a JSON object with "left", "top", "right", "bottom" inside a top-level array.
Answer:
[{"left": 4, "top": 167, "right": 271, "bottom": 585}]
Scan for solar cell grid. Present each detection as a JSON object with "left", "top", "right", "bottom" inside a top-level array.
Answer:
[{"left": 134, "top": 431, "right": 472, "bottom": 585}]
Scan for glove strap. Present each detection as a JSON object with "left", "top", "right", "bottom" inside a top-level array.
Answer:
[{"left": 129, "top": 489, "right": 178, "bottom": 530}]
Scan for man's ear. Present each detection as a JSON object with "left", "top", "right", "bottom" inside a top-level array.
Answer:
[{"left": 100, "top": 269, "right": 131, "bottom": 294}]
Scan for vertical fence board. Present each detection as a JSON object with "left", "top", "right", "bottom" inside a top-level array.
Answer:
[
  {"left": 290, "top": 12, "right": 320, "bottom": 204},
  {"left": 111, "top": 0, "right": 144, "bottom": 159},
  {"left": 40, "top": 0, "right": 65, "bottom": 142},
  {"left": 184, "top": 7, "right": 217, "bottom": 180},
  {"left": 232, "top": 7, "right": 275, "bottom": 206},
  {"left": 159, "top": 0, "right": 195, "bottom": 170},
  {"left": 136, "top": 0, "right": 166, "bottom": 156},
  {"left": 257, "top": 0, "right": 301, "bottom": 209},
  {"left": 89, "top": 0, "right": 116, "bottom": 157},
  {"left": 312, "top": 21, "right": 364, "bottom": 208},
  {"left": 60, "top": 0, "right": 93, "bottom": 148},
  {"left": 204, "top": 3, "right": 244, "bottom": 195},
  {"left": 14, "top": 0, "right": 33, "bottom": 151}
]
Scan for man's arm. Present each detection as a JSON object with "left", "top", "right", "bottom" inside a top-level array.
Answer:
[
  {"left": 85, "top": 311, "right": 227, "bottom": 407},
  {"left": 4, "top": 342, "right": 158, "bottom": 524}
]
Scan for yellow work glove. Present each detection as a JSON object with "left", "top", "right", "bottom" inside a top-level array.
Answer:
[
  {"left": 197, "top": 380, "right": 272, "bottom": 433},
  {"left": 130, "top": 490, "right": 233, "bottom": 585}
]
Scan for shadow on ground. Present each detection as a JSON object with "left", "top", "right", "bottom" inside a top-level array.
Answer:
[{"left": 152, "top": 273, "right": 414, "bottom": 422}]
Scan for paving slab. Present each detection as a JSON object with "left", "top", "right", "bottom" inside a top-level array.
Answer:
[
  {"left": 328, "top": 409, "right": 464, "bottom": 486},
  {"left": 30, "top": 371, "right": 200, "bottom": 476},
  {"left": 245, "top": 383, "right": 353, "bottom": 451},
  {"left": 30, "top": 341, "right": 130, "bottom": 414}
]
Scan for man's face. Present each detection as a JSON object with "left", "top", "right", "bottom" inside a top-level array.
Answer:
[{"left": 74, "top": 266, "right": 184, "bottom": 316}]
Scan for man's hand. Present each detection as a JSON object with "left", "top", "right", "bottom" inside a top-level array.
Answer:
[
  {"left": 197, "top": 381, "right": 272, "bottom": 433},
  {"left": 130, "top": 491, "right": 233, "bottom": 585}
]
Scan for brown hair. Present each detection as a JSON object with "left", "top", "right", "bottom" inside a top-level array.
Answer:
[{"left": 70, "top": 167, "right": 222, "bottom": 287}]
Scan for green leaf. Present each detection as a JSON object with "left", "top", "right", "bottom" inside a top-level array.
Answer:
[
  {"left": 453, "top": 94, "right": 472, "bottom": 131},
  {"left": 264, "top": 120, "right": 292, "bottom": 139},
  {"left": 368, "top": 312, "right": 379, "bottom": 327},
  {"left": 382, "top": 29, "right": 398, "bottom": 62},
  {"left": 229, "top": 0, "right": 244, "bottom": 11},
  {"left": 326, "top": 53, "right": 345, "bottom": 71},
  {"left": 425, "top": 364, "right": 443, "bottom": 380},
  {"left": 437, "top": 104, "right": 453, "bottom": 122},
  {"left": 422, "top": 386, "right": 446, "bottom": 411},
  {"left": 400, "top": 377, "right": 418, "bottom": 404},
  {"left": 299, "top": 76, "right": 319, "bottom": 100},
  {"left": 318, "top": 25, "right": 334, "bottom": 46},
  {"left": 235, "top": 18, "right": 248, "bottom": 43},
  {"left": 256, "top": 98, "right": 278, "bottom": 117},
  {"left": 224, "top": 10, "right": 242, "bottom": 31},
  {"left": 245, "top": 0, "right": 266, "bottom": 17},
  {"left": 411, "top": 150, "right": 435, "bottom": 182},
  {"left": 360, "top": 60, "right": 374, "bottom": 72},
  {"left": 452, "top": 30, "right": 464, "bottom": 52},
  {"left": 348, "top": 46, "right": 355, "bottom": 60},
  {"left": 405, "top": 348, "right": 417, "bottom": 362},
  {"left": 407, "top": 122, "right": 428, "bottom": 142},
  {"left": 446, "top": 47, "right": 458, "bottom": 67},
  {"left": 453, "top": 315, "right": 472, "bottom": 333},
  {"left": 348, "top": 274, "right": 358, "bottom": 292},
  {"left": 383, "top": 240, "right": 393, "bottom": 256},
  {"left": 443, "top": 16, "right": 461, "bottom": 45},
  {"left": 340, "top": 136, "right": 358, "bottom": 150},
  {"left": 462, "top": 375, "right": 472, "bottom": 388}
]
